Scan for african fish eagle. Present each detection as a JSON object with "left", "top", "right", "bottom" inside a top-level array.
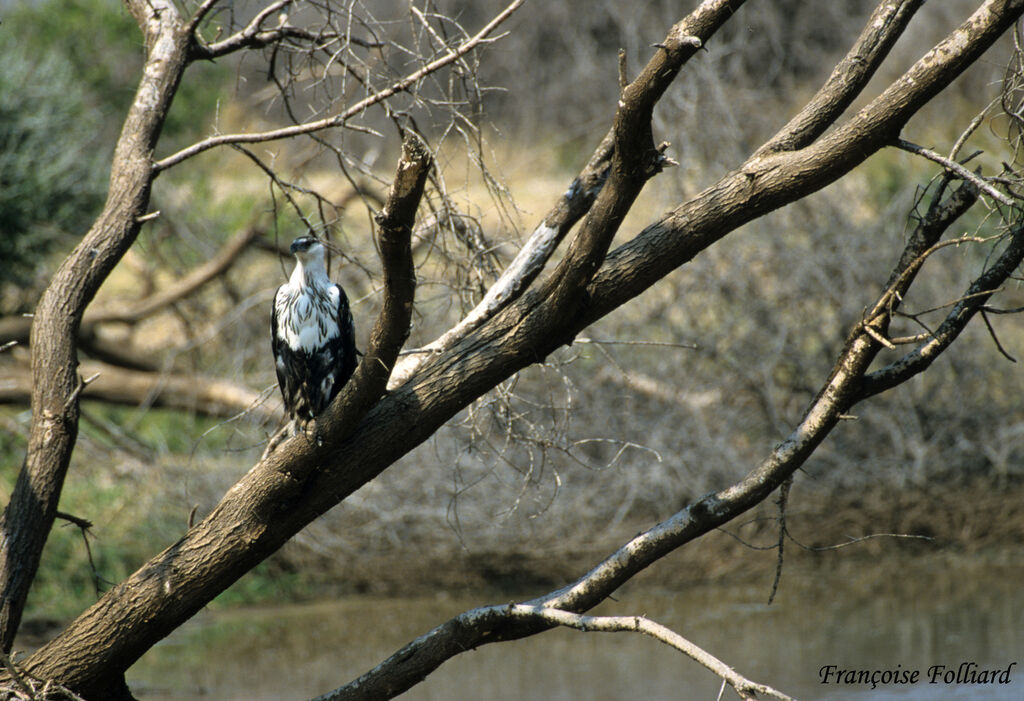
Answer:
[{"left": 272, "top": 236, "right": 357, "bottom": 429}]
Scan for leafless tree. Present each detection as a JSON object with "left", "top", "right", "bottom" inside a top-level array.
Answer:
[{"left": 3, "top": 1, "right": 1024, "bottom": 699}]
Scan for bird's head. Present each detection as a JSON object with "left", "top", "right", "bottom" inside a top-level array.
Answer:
[
  {"left": 290, "top": 236, "right": 324, "bottom": 260},
  {"left": 288, "top": 236, "right": 330, "bottom": 281}
]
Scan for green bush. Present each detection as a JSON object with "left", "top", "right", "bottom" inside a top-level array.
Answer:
[{"left": 0, "top": 31, "right": 107, "bottom": 288}]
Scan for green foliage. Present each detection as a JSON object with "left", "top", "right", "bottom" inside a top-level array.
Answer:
[
  {"left": 0, "top": 0, "right": 237, "bottom": 292},
  {"left": 0, "top": 28, "right": 107, "bottom": 287},
  {"left": 4, "top": 0, "right": 142, "bottom": 120}
]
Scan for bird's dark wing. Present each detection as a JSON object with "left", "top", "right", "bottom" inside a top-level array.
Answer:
[{"left": 334, "top": 284, "right": 357, "bottom": 386}]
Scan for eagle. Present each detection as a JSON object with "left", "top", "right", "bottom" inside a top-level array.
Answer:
[{"left": 272, "top": 236, "right": 357, "bottom": 432}]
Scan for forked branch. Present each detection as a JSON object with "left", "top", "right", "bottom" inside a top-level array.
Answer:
[{"left": 315, "top": 604, "right": 794, "bottom": 701}]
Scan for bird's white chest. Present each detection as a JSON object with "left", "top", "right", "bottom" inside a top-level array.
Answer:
[{"left": 275, "top": 283, "right": 341, "bottom": 352}]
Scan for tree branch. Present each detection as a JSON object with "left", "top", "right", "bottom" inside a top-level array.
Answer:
[
  {"left": 755, "top": 0, "right": 925, "bottom": 156},
  {"left": 387, "top": 128, "right": 616, "bottom": 388},
  {"left": 894, "top": 137, "right": 1016, "bottom": 206},
  {"left": 0, "top": 226, "right": 261, "bottom": 367},
  {"left": 858, "top": 224, "right": 1024, "bottom": 398},
  {"left": 190, "top": 0, "right": 291, "bottom": 55},
  {"left": 316, "top": 605, "right": 794, "bottom": 701},
  {"left": 581, "top": 0, "right": 1024, "bottom": 331},
  {"left": 87, "top": 227, "right": 259, "bottom": 325},
  {"left": 0, "top": 360, "right": 280, "bottom": 422}
]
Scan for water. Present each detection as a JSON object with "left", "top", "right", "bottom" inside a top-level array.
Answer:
[{"left": 127, "top": 554, "right": 1024, "bottom": 700}]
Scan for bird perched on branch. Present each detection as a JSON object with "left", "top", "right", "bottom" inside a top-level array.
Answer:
[{"left": 271, "top": 236, "right": 357, "bottom": 436}]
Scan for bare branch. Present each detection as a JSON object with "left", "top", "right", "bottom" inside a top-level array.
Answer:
[
  {"left": 388, "top": 129, "right": 616, "bottom": 388},
  {"left": 894, "top": 138, "right": 1016, "bottom": 206},
  {"left": 0, "top": 360, "right": 280, "bottom": 421},
  {"left": 506, "top": 606, "right": 795, "bottom": 701},
  {"left": 87, "top": 227, "right": 259, "bottom": 325},
  {"left": 859, "top": 226, "right": 1024, "bottom": 397},
  {"left": 193, "top": 1, "right": 292, "bottom": 54},
  {"left": 185, "top": 0, "right": 225, "bottom": 37},
  {"left": 155, "top": 0, "right": 526, "bottom": 172},
  {"left": 584, "top": 0, "right": 1024, "bottom": 330}
]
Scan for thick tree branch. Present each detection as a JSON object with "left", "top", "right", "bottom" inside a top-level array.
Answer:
[
  {"left": 755, "top": 0, "right": 925, "bottom": 156},
  {"left": 580, "top": 0, "right": 1024, "bottom": 331},
  {"left": 541, "top": 0, "right": 737, "bottom": 313},
  {"left": 325, "top": 132, "right": 431, "bottom": 421},
  {"left": 387, "top": 128, "right": 616, "bottom": 388}
]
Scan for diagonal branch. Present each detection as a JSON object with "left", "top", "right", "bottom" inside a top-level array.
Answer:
[
  {"left": 387, "top": 128, "right": 616, "bottom": 388},
  {"left": 315, "top": 605, "right": 794, "bottom": 701},
  {"left": 581, "top": 0, "right": 1024, "bottom": 331},
  {"left": 87, "top": 227, "right": 259, "bottom": 325},
  {"left": 755, "top": 0, "right": 925, "bottom": 155},
  {"left": 894, "top": 137, "right": 1016, "bottom": 206},
  {"left": 539, "top": 1, "right": 732, "bottom": 313}
]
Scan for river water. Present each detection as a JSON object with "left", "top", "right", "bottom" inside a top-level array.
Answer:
[{"left": 127, "top": 554, "right": 1023, "bottom": 700}]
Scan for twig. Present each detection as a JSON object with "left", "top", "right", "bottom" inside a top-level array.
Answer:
[
  {"left": 1, "top": 651, "right": 34, "bottom": 699},
  {"left": 862, "top": 323, "right": 896, "bottom": 350},
  {"left": 185, "top": 0, "right": 227, "bottom": 36},
  {"left": 575, "top": 337, "right": 699, "bottom": 350},
  {"left": 156, "top": 0, "right": 526, "bottom": 171},
  {"left": 787, "top": 532, "right": 933, "bottom": 552},
  {"left": 980, "top": 308, "right": 1017, "bottom": 362},
  {"left": 86, "top": 227, "right": 259, "bottom": 325},
  {"left": 505, "top": 605, "right": 795, "bottom": 701},
  {"left": 767, "top": 477, "right": 791, "bottom": 605},
  {"left": 55, "top": 511, "right": 93, "bottom": 530},
  {"left": 192, "top": 0, "right": 293, "bottom": 52},
  {"left": 894, "top": 138, "right": 1016, "bottom": 206}
]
